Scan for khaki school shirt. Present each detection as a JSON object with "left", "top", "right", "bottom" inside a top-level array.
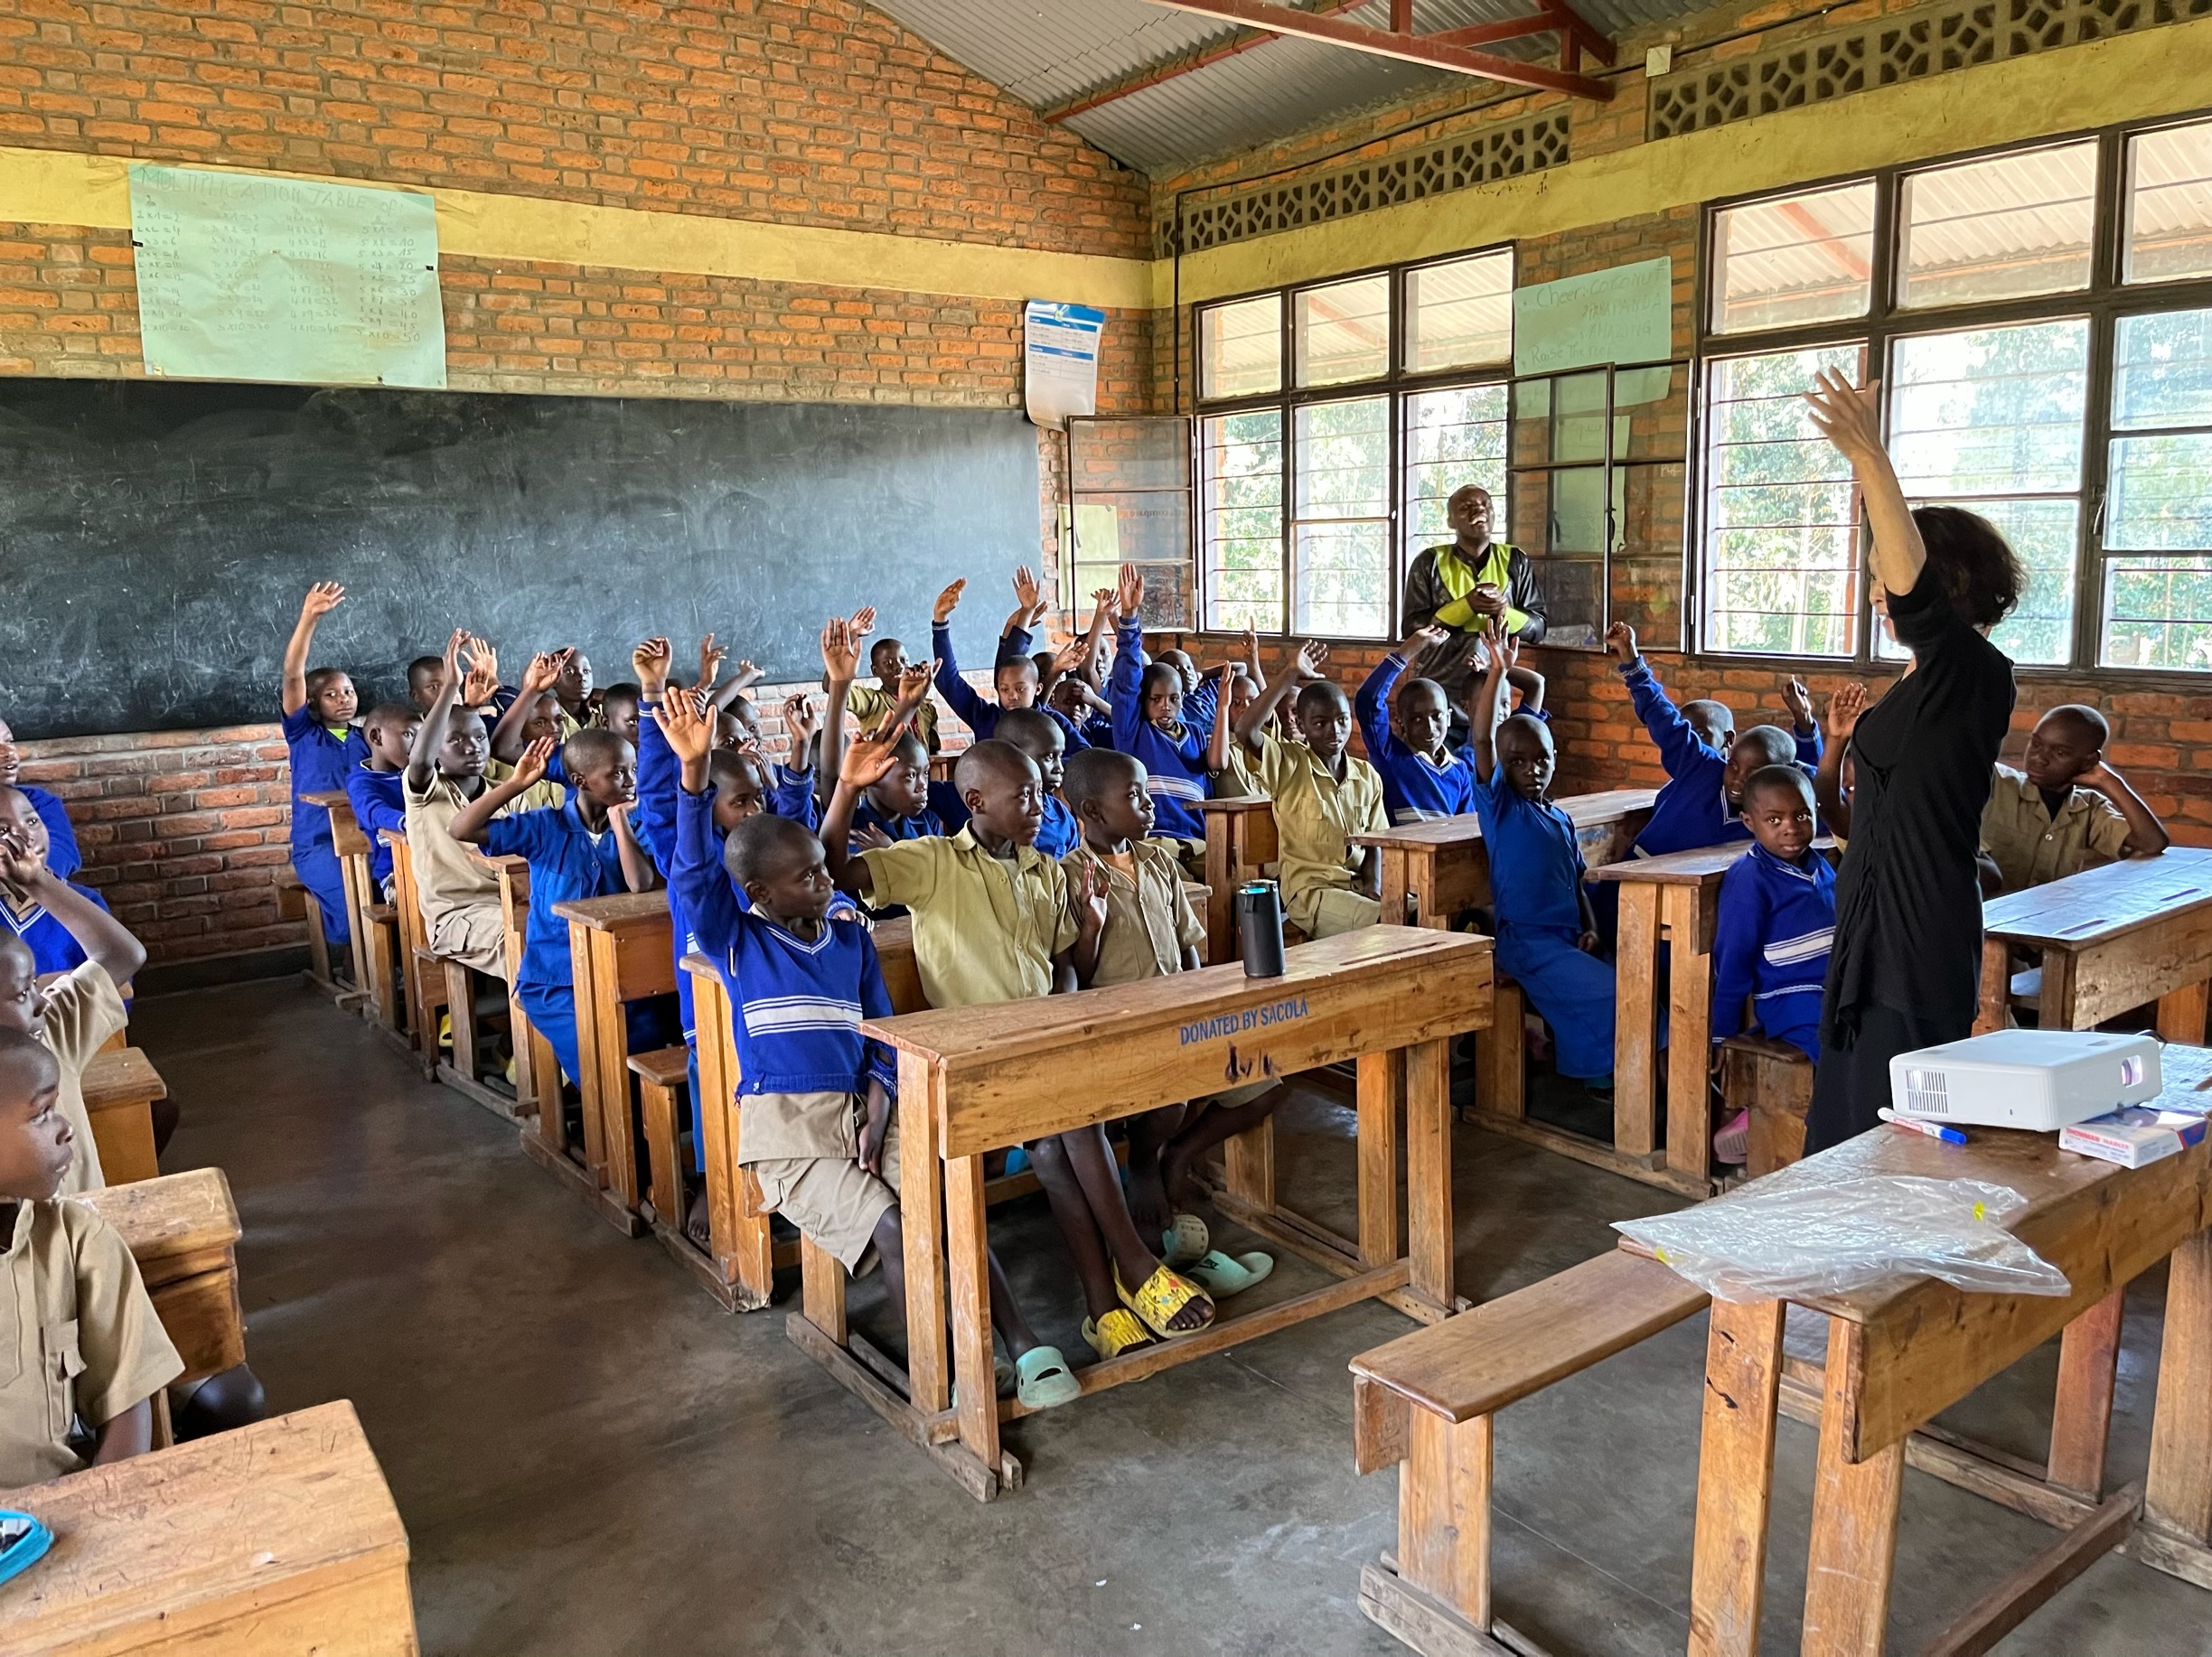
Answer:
[
  {"left": 1251, "top": 728, "right": 1387, "bottom": 904},
  {"left": 0, "top": 1197, "right": 183, "bottom": 1488},
  {"left": 1064, "top": 840, "right": 1204, "bottom": 988},
  {"left": 847, "top": 684, "right": 940, "bottom": 752},
  {"left": 40, "top": 964, "right": 127, "bottom": 1196},
  {"left": 858, "top": 828, "right": 1076, "bottom": 1008},
  {"left": 404, "top": 774, "right": 505, "bottom": 936},
  {"left": 1980, "top": 764, "right": 2132, "bottom": 893}
]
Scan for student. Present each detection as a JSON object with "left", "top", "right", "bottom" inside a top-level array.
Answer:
[
  {"left": 0, "top": 716, "right": 82, "bottom": 879},
  {"left": 824, "top": 732, "right": 1215, "bottom": 1345},
  {"left": 995, "top": 708, "right": 1078, "bottom": 858},
  {"left": 1710, "top": 766, "right": 1836, "bottom": 1164},
  {"left": 1468, "top": 622, "right": 1636, "bottom": 1092},
  {"left": 1108, "top": 565, "right": 1211, "bottom": 853},
  {"left": 1604, "top": 622, "right": 1817, "bottom": 859},
  {"left": 347, "top": 703, "right": 420, "bottom": 902},
  {"left": 449, "top": 731, "right": 658, "bottom": 1089},
  {"left": 0, "top": 812, "right": 144, "bottom": 1194},
  {"left": 406, "top": 654, "right": 448, "bottom": 715},
  {"left": 279, "top": 582, "right": 367, "bottom": 950},
  {"left": 768, "top": 692, "right": 822, "bottom": 829},
  {"left": 0, "top": 789, "right": 115, "bottom": 978},
  {"left": 1355, "top": 625, "right": 1478, "bottom": 826},
  {"left": 0, "top": 1031, "right": 183, "bottom": 1488},
  {"left": 930, "top": 569, "right": 1089, "bottom": 750},
  {"left": 596, "top": 683, "right": 643, "bottom": 748},
  {"left": 553, "top": 650, "right": 593, "bottom": 738},
  {"left": 402, "top": 632, "right": 510, "bottom": 980},
  {"left": 1229, "top": 641, "right": 1387, "bottom": 938},
  {"left": 487, "top": 651, "right": 576, "bottom": 813},
  {"left": 847, "top": 635, "right": 940, "bottom": 755},
  {"left": 1978, "top": 703, "right": 2168, "bottom": 894}
]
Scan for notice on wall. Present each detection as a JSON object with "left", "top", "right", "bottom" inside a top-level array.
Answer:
[
  {"left": 1512, "top": 257, "right": 1673, "bottom": 404},
  {"left": 1023, "top": 300, "right": 1105, "bottom": 429},
  {"left": 129, "top": 164, "right": 446, "bottom": 389}
]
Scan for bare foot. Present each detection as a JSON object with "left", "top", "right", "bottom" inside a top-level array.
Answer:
[
  {"left": 1159, "top": 1141, "right": 1209, "bottom": 1216},
  {"left": 684, "top": 1187, "right": 711, "bottom": 1248},
  {"left": 1126, "top": 1156, "right": 1173, "bottom": 1240}
]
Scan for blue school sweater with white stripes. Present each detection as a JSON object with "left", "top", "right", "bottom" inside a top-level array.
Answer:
[
  {"left": 1354, "top": 654, "right": 1478, "bottom": 825},
  {"left": 671, "top": 786, "right": 897, "bottom": 1098},
  {"left": 1109, "top": 617, "right": 1210, "bottom": 840},
  {"left": 1710, "top": 842, "right": 1834, "bottom": 1061},
  {"left": 1620, "top": 656, "right": 1821, "bottom": 857},
  {"left": 930, "top": 622, "right": 1089, "bottom": 751}
]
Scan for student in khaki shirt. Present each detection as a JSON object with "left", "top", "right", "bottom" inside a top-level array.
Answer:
[
  {"left": 1227, "top": 641, "right": 1388, "bottom": 938},
  {"left": 1978, "top": 704, "right": 2169, "bottom": 895},
  {"left": 403, "top": 631, "right": 511, "bottom": 978},
  {"left": 0, "top": 1032, "right": 183, "bottom": 1488},
  {"left": 824, "top": 731, "right": 1218, "bottom": 1347},
  {"left": 847, "top": 636, "right": 942, "bottom": 754},
  {"left": 0, "top": 825, "right": 145, "bottom": 1195}
]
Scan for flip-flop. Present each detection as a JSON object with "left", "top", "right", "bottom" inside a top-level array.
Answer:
[
  {"left": 1713, "top": 1109, "right": 1749, "bottom": 1166},
  {"left": 1115, "top": 1262, "right": 1216, "bottom": 1340},
  {"left": 1161, "top": 1213, "right": 1211, "bottom": 1268},
  {"left": 1183, "top": 1250, "right": 1273, "bottom": 1297},
  {"left": 1083, "top": 1308, "right": 1158, "bottom": 1361},
  {"left": 1015, "top": 1345, "right": 1083, "bottom": 1409}
]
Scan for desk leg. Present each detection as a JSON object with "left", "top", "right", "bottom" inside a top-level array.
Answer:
[
  {"left": 899, "top": 1052, "right": 950, "bottom": 1418},
  {"left": 2157, "top": 980, "right": 2209, "bottom": 1046},
  {"left": 1379, "top": 848, "right": 1412, "bottom": 929},
  {"left": 1975, "top": 937, "right": 2010, "bottom": 1034},
  {"left": 1664, "top": 885, "right": 1714, "bottom": 1188},
  {"left": 342, "top": 855, "right": 374, "bottom": 1003},
  {"left": 586, "top": 931, "right": 640, "bottom": 1215},
  {"left": 1615, "top": 883, "right": 1660, "bottom": 1159},
  {"left": 2146, "top": 1228, "right": 2212, "bottom": 1550},
  {"left": 567, "top": 928, "right": 610, "bottom": 1189},
  {"left": 1404, "top": 1038, "right": 1453, "bottom": 1309},
  {"left": 1687, "top": 1297, "right": 1784, "bottom": 1657},
  {"left": 945, "top": 1151, "right": 999, "bottom": 1474},
  {"left": 1225, "top": 1115, "right": 1276, "bottom": 1212},
  {"left": 2048, "top": 1287, "right": 2124, "bottom": 1498},
  {"left": 1356, "top": 1050, "right": 1401, "bottom": 1268},
  {"left": 1399, "top": 1409, "right": 1491, "bottom": 1628},
  {"left": 2039, "top": 950, "right": 2082, "bottom": 1033},
  {"left": 1800, "top": 1320, "right": 1905, "bottom": 1657},
  {"left": 1204, "top": 820, "right": 1235, "bottom": 967}
]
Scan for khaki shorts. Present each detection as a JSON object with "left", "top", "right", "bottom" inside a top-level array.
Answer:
[
  {"left": 750, "top": 1112, "right": 902, "bottom": 1276},
  {"left": 1289, "top": 885, "right": 1382, "bottom": 939},
  {"left": 428, "top": 904, "right": 511, "bottom": 979}
]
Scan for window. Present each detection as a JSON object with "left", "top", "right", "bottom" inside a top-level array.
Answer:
[
  {"left": 1194, "top": 248, "right": 1514, "bottom": 638},
  {"left": 1697, "top": 114, "right": 2212, "bottom": 671}
]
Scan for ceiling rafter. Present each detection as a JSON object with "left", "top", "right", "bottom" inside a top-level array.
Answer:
[{"left": 1041, "top": 0, "right": 1373, "bottom": 124}]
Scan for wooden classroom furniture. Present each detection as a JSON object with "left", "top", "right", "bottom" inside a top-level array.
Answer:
[
  {"left": 1351, "top": 1250, "right": 1710, "bottom": 1655},
  {"left": 551, "top": 891, "right": 680, "bottom": 1237},
  {"left": 1198, "top": 794, "right": 1279, "bottom": 966},
  {"left": 1718, "top": 1033, "right": 1813, "bottom": 1178},
  {"left": 76, "top": 1166, "right": 247, "bottom": 1392},
  {"left": 386, "top": 830, "right": 516, "bottom": 1121},
  {"left": 834, "top": 925, "right": 1495, "bottom": 1500},
  {"left": 0, "top": 1400, "right": 417, "bottom": 1656},
  {"left": 1977, "top": 847, "right": 2212, "bottom": 1044},
  {"left": 80, "top": 1046, "right": 165, "bottom": 1186},
  {"left": 300, "top": 789, "right": 400, "bottom": 1038},
  {"left": 277, "top": 867, "right": 345, "bottom": 1001},
  {"left": 491, "top": 853, "right": 575, "bottom": 1193}
]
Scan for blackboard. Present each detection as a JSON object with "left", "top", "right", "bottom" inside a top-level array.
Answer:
[{"left": 0, "top": 379, "right": 1044, "bottom": 739}]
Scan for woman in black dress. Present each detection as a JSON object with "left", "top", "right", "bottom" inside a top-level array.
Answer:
[{"left": 1802, "top": 373, "right": 2022, "bottom": 1153}]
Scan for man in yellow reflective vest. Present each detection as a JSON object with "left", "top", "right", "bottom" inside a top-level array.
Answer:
[{"left": 1400, "top": 484, "right": 1548, "bottom": 714}]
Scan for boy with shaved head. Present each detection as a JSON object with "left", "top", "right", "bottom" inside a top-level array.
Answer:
[{"left": 1978, "top": 703, "right": 2168, "bottom": 894}]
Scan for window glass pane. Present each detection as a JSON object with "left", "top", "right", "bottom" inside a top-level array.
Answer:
[
  {"left": 2108, "top": 310, "right": 2212, "bottom": 557},
  {"left": 2110, "top": 435, "right": 2212, "bottom": 551},
  {"left": 1711, "top": 182, "right": 1876, "bottom": 334},
  {"left": 2112, "top": 307, "right": 2212, "bottom": 432},
  {"left": 1403, "top": 384, "right": 1508, "bottom": 564},
  {"left": 1201, "top": 410, "right": 1283, "bottom": 632},
  {"left": 1292, "top": 396, "right": 1390, "bottom": 636},
  {"left": 1916, "top": 498, "right": 2077, "bottom": 667},
  {"left": 2104, "top": 555, "right": 2212, "bottom": 669},
  {"left": 1405, "top": 251, "right": 1512, "bottom": 372},
  {"left": 1888, "top": 319, "right": 2089, "bottom": 496},
  {"left": 1295, "top": 275, "right": 1391, "bottom": 388},
  {"left": 1700, "top": 343, "right": 1864, "bottom": 659},
  {"left": 1199, "top": 295, "right": 1281, "bottom": 399},
  {"left": 2127, "top": 118, "right": 2212, "bottom": 285},
  {"left": 1898, "top": 141, "right": 2097, "bottom": 308}
]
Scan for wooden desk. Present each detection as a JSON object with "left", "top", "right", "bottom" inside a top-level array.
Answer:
[
  {"left": 76, "top": 1166, "right": 246, "bottom": 1387},
  {"left": 79, "top": 1047, "right": 164, "bottom": 1186},
  {"left": 0, "top": 1400, "right": 416, "bottom": 1655},
  {"left": 1977, "top": 847, "right": 2212, "bottom": 1044},
  {"left": 848, "top": 925, "right": 1494, "bottom": 1500},
  {"left": 1199, "top": 795, "right": 1279, "bottom": 965},
  {"left": 298, "top": 790, "right": 372, "bottom": 1013},
  {"left": 1354, "top": 788, "right": 1656, "bottom": 933},
  {"left": 1666, "top": 1117, "right": 2212, "bottom": 1657},
  {"left": 488, "top": 854, "right": 576, "bottom": 1195},
  {"left": 551, "top": 891, "right": 678, "bottom": 1237},
  {"left": 380, "top": 829, "right": 437, "bottom": 1079}
]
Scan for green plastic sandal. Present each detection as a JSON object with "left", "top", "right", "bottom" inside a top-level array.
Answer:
[
  {"left": 1184, "top": 1250, "right": 1273, "bottom": 1297},
  {"left": 1015, "top": 1345, "right": 1083, "bottom": 1409},
  {"left": 1162, "top": 1213, "right": 1211, "bottom": 1268}
]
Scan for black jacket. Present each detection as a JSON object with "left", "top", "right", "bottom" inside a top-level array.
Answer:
[{"left": 1401, "top": 540, "right": 1549, "bottom": 703}]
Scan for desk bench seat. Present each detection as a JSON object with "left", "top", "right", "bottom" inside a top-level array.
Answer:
[
  {"left": 81, "top": 1046, "right": 165, "bottom": 1186},
  {"left": 75, "top": 1166, "right": 246, "bottom": 1389},
  {"left": 1716, "top": 1034, "right": 1814, "bottom": 1177}
]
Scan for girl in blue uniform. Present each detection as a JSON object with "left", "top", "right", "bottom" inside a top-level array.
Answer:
[{"left": 279, "top": 583, "right": 368, "bottom": 950}]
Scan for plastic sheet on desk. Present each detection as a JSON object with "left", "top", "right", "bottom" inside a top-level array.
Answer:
[{"left": 1613, "top": 1177, "right": 2072, "bottom": 1304}]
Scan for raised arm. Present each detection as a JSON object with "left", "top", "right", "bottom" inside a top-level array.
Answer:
[
  {"left": 450, "top": 737, "right": 553, "bottom": 845},
  {"left": 609, "top": 802, "right": 659, "bottom": 894},
  {"left": 1468, "top": 623, "right": 1509, "bottom": 783},
  {"left": 1108, "top": 563, "right": 1150, "bottom": 750},
  {"left": 707, "top": 657, "right": 764, "bottom": 715},
  {"left": 490, "top": 649, "right": 567, "bottom": 763},
  {"left": 819, "top": 613, "right": 859, "bottom": 802},
  {"left": 0, "top": 828, "right": 145, "bottom": 985},
  {"left": 1235, "top": 640, "right": 1325, "bottom": 756},
  {"left": 281, "top": 583, "right": 345, "bottom": 716},
  {"left": 1205, "top": 663, "right": 1236, "bottom": 776},
  {"left": 929, "top": 579, "right": 992, "bottom": 726},
  {"left": 660, "top": 691, "right": 745, "bottom": 957},
  {"left": 1783, "top": 675, "right": 1823, "bottom": 763},
  {"left": 1605, "top": 621, "right": 1710, "bottom": 776},
  {"left": 407, "top": 630, "right": 467, "bottom": 794},
  {"left": 1001, "top": 565, "right": 1049, "bottom": 648},
  {"left": 821, "top": 722, "right": 907, "bottom": 896},
  {"left": 1814, "top": 683, "right": 1865, "bottom": 837},
  {"left": 1805, "top": 372, "right": 1926, "bottom": 603},
  {"left": 1078, "top": 589, "right": 1115, "bottom": 688},
  {"left": 630, "top": 639, "right": 680, "bottom": 864}
]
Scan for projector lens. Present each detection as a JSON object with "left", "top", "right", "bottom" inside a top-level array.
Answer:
[{"left": 2121, "top": 1055, "right": 2145, "bottom": 1086}]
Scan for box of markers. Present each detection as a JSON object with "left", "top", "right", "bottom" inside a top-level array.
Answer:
[{"left": 2060, "top": 1042, "right": 2212, "bottom": 1167}]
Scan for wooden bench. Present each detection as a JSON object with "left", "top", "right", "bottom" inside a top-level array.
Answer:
[
  {"left": 0, "top": 1400, "right": 416, "bottom": 1656},
  {"left": 277, "top": 850, "right": 347, "bottom": 1005},
  {"left": 80, "top": 1046, "right": 165, "bottom": 1186},
  {"left": 1977, "top": 846, "right": 2212, "bottom": 1044},
  {"left": 380, "top": 828, "right": 439, "bottom": 1079},
  {"left": 552, "top": 890, "right": 679, "bottom": 1238},
  {"left": 76, "top": 1166, "right": 247, "bottom": 1396},
  {"left": 300, "top": 788, "right": 402, "bottom": 1040},
  {"left": 1199, "top": 794, "right": 1281, "bottom": 966},
  {"left": 1350, "top": 1250, "right": 1710, "bottom": 1656},
  {"left": 489, "top": 853, "right": 579, "bottom": 1195},
  {"left": 848, "top": 925, "right": 1495, "bottom": 1499},
  {"left": 393, "top": 832, "right": 526, "bottom": 1123},
  {"left": 1717, "top": 1032, "right": 1814, "bottom": 1177}
]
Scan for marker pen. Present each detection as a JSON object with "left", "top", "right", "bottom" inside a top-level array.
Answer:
[{"left": 1879, "top": 1108, "right": 1967, "bottom": 1146}]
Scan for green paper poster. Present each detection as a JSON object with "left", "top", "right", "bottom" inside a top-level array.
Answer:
[
  {"left": 129, "top": 164, "right": 446, "bottom": 388},
  {"left": 1512, "top": 257, "right": 1673, "bottom": 399}
]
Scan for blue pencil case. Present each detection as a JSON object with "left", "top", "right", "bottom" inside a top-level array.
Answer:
[{"left": 0, "top": 1510, "right": 54, "bottom": 1588}]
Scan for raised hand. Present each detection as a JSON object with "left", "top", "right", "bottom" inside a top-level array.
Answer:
[
  {"left": 0, "top": 824, "right": 43, "bottom": 891},
  {"left": 1477, "top": 617, "right": 1510, "bottom": 669},
  {"left": 1049, "top": 638, "right": 1087, "bottom": 678},
  {"left": 820, "top": 615, "right": 862, "bottom": 684},
  {"left": 300, "top": 581, "right": 346, "bottom": 621},
  {"left": 1293, "top": 639, "right": 1330, "bottom": 680},
  {"left": 1803, "top": 370, "right": 1884, "bottom": 463},
  {"left": 1092, "top": 588, "right": 1116, "bottom": 613},
  {"left": 933, "top": 579, "right": 967, "bottom": 625},
  {"left": 1782, "top": 675, "right": 1814, "bottom": 730},
  {"left": 782, "top": 692, "right": 819, "bottom": 753},
  {"left": 521, "top": 648, "right": 570, "bottom": 695},
  {"left": 1827, "top": 681, "right": 1869, "bottom": 739},
  {"left": 1073, "top": 857, "right": 1111, "bottom": 934},
  {"left": 839, "top": 722, "right": 909, "bottom": 789},
  {"left": 512, "top": 735, "right": 557, "bottom": 789},
  {"left": 1603, "top": 621, "right": 1637, "bottom": 663},
  {"left": 1115, "top": 562, "right": 1143, "bottom": 622},
  {"left": 894, "top": 660, "right": 935, "bottom": 716},
  {"left": 848, "top": 605, "right": 877, "bottom": 640},
  {"left": 461, "top": 637, "right": 500, "bottom": 707},
  {"left": 438, "top": 627, "right": 466, "bottom": 687},
  {"left": 1012, "top": 565, "right": 1042, "bottom": 616},
  {"left": 729, "top": 659, "right": 762, "bottom": 691},
  {"left": 632, "top": 636, "right": 672, "bottom": 697},
  {"left": 851, "top": 821, "right": 894, "bottom": 854},
  {"left": 695, "top": 632, "right": 726, "bottom": 695},
  {"left": 652, "top": 687, "right": 716, "bottom": 765},
  {"left": 1498, "top": 631, "right": 1522, "bottom": 674},
  {"left": 1400, "top": 623, "right": 1448, "bottom": 659}
]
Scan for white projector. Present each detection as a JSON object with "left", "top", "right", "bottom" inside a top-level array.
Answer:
[{"left": 1889, "top": 1030, "right": 2162, "bottom": 1132}]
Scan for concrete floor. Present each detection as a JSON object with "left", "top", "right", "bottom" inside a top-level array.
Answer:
[{"left": 133, "top": 978, "right": 2212, "bottom": 1657}]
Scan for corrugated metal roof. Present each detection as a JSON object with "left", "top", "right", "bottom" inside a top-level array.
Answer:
[{"left": 874, "top": 0, "right": 1708, "bottom": 174}]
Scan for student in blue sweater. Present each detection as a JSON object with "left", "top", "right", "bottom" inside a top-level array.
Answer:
[
  {"left": 1710, "top": 765, "right": 1835, "bottom": 1163},
  {"left": 279, "top": 583, "right": 368, "bottom": 950},
  {"left": 930, "top": 568, "right": 1090, "bottom": 750},
  {"left": 1355, "top": 625, "right": 1478, "bottom": 825},
  {"left": 0, "top": 787, "right": 113, "bottom": 976},
  {"left": 345, "top": 704, "right": 419, "bottom": 902},
  {"left": 1108, "top": 564, "right": 1211, "bottom": 852},
  {"left": 660, "top": 691, "right": 1081, "bottom": 1412},
  {"left": 0, "top": 717, "right": 81, "bottom": 880}
]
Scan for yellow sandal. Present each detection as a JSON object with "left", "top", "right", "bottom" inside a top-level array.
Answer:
[
  {"left": 1115, "top": 1262, "right": 1215, "bottom": 1340},
  {"left": 1083, "top": 1308, "right": 1158, "bottom": 1361}
]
